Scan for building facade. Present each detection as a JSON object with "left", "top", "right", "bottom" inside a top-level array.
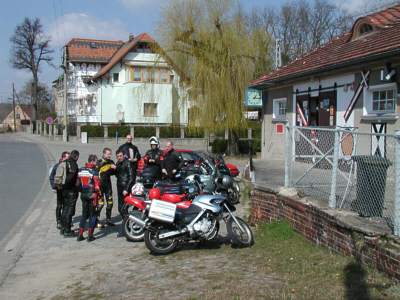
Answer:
[
  {"left": 54, "top": 33, "right": 189, "bottom": 127},
  {"left": 0, "top": 104, "right": 32, "bottom": 131},
  {"left": 251, "top": 5, "right": 400, "bottom": 160}
]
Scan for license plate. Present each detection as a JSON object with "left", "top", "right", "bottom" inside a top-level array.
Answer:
[{"left": 149, "top": 200, "right": 177, "bottom": 223}]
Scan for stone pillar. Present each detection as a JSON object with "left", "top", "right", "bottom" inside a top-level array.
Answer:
[
  {"left": 37, "top": 121, "right": 41, "bottom": 135},
  {"left": 76, "top": 125, "right": 81, "bottom": 139},
  {"left": 224, "top": 128, "right": 229, "bottom": 140},
  {"left": 50, "top": 124, "right": 54, "bottom": 137},
  {"left": 130, "top": 126, "right": 135, "bottom": 139},
  {"left": 104, "top": 125, "right": 108, "bottom": 138},
  {"left": 30, "top": 122, "right": 34, "bottom": 134},
  {"left": 247, "top": 128, "right": 252, "bottom": 140},
  {"left": 180, "top": 127, "right": 185, "bottom": 139},
  {"left": 156, "top": 126, "right": 160, "bottom": 138}
]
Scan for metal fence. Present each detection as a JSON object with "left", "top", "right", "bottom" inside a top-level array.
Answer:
[{"left": 284, "top": 125, "right": 400, "bottom": 236}]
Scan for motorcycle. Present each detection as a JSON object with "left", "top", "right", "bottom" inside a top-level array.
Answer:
[
  {"left": 130, "top": 193, "right": 254, "bottom": 255},
  {"left": 122, "top": 178, "right": 201, "bottom": 242}
]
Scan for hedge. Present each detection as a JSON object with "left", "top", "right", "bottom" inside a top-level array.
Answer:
[
  {"left": 160, "top": 126, "right": 181, "bottom": 138},
  {"left": 81, "top": 125, "right": 104, "bottom": 137},
  {"left": 211, "top": 139, "right": 228, "bottom": 154}
]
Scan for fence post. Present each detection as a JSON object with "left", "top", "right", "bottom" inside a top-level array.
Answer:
[
  {"left": 394, "top": 131, "right": 400, "bottom": 236},
  {"left": 329, "top": 129, "right": 340, "bottom": 208},
  {"left": 284, "top": 124, "right": 292, "bottom": 188}
]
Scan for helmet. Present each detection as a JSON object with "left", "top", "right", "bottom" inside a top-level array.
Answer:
[
  {"left": 221, "top": 175, "right": 233, "bottom": 188},
  {"left": 131, "top": 183, "right": 145, "bottom": 196},
  {"left": 149, "top": 188, "right": 161, "bottom": 200},
  {"left": 149, "top": 136, "right": 159, "bottom": 146}
]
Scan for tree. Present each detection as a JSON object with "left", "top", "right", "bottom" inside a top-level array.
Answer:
[
  {"left": 16, "top": 80, "right": 54, "bottom": 118},
  {"left": 249, "top": 0, "right": 353, "bottom": 65},
  {"left": 10, "top": 18, "right": 53, "bottom": 129},
  {"left": 158, "top": 0, "right": 272, "bottom": 153}
]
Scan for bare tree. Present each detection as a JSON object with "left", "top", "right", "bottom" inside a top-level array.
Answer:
[
  {"left": 10, "top": 17, "right": 53, "bottom": 128},
  {"left": 251, "top": 0, "right": 353, "bottom": 65}
]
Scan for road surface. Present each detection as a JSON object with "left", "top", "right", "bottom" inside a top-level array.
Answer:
[{"left": 0, "top": 135, "right": 47, "bottom": 241}]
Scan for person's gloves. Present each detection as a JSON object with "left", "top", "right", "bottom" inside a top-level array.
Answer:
[
  {"left": 162, "top": 168, "right": 168, "bottom": 175},
  {"left": 172, "top": 169, "right": 177, "bottom": 174}
]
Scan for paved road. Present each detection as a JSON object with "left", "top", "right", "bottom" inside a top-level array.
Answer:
[{"left": 0, "top": 135, "right": 47, "bottom": 241}]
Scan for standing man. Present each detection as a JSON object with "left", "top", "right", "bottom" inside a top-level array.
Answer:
[
  {"left": 117, "top": 134, "right": 141, "bottom": 183},
  {"left": 97, "top": 148, "right": 116, "bottom": 227},
  {"left": 60, "top": 150, "right": 80, "bottom": 237},
  {"left": 77, "top": 154, "right": 100, "bottom": 242},
  {"left": 161, "top": 141, "right": 184, "bottom": 180},
  {"left": 115, "top": 150, "right": 135, "bottom": 236},
  {"left": 50, "top": 151, "right": 70, "bottom": 229}
]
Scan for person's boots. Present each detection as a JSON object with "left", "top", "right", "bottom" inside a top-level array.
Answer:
[
  {"left": 106, "top": 209, "right": 115, "bottom": 226},
  {"left": 56, "top": 221, "right": 62, "bottom": 230},
  {"left": 77, "top": 228, "right": 85, "bottom": 241},
  {"left": 63, "top": 226, "right": 77, "bottom": 238},
  {"left": 87, "top": 228, "right": 96, "bottom": 242}
]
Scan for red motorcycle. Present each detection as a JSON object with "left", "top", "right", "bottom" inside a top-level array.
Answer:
[{"left": 122, "top": 182, "right": 199, "bottom": 242}]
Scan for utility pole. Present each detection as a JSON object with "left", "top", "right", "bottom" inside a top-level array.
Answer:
[
  {"left": 63, "top": 45, "right": 68, "bottom": 142},
  {"left": 12, "top": 83, "right": 16, "bottom": 132}
]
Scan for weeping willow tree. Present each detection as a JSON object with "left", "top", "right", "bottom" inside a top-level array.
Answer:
[{"left": 157, "top": 0, "right": 272, "bottom": 153}]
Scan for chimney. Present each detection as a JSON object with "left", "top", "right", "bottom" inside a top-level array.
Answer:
[{"left": 129, "top": 34, "right": 135, "bottom": 41}]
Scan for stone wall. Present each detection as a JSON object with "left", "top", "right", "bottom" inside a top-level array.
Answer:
[{"left": 250, "top": 185, "right": 400, "bottom": 281}]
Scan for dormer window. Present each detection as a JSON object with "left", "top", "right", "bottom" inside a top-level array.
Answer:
[{"left": 359, "top": 23, "right": 373, "bottom": 35}]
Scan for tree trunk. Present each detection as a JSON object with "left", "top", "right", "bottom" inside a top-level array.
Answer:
[
  {"left": 31, "top": 74, "right": 38, "bottom": 133},
  {"left": 227, "top": 129, "right": 239, "bottom": 156}
]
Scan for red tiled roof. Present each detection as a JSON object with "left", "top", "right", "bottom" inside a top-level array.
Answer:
[
  {"left": 67, "top": 38, "right": 124, "bottom": 63},
  {"left": 93, "top": 33, "right": 155, "bottom": 79},
  {"left": 251, "top": 4, "right": 400, "bottom": 87}
]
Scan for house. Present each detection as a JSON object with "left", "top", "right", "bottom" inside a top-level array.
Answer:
[
  {"left": 54, "top": 33, "right": 189, "bottom": 126},
  {"left": 250, "top": 5, "right": 400, "bottom": 160},
  {"left": 0, "top": 104, "right": 32, "bottom": 131}
]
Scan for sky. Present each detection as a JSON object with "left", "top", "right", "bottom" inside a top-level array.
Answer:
[{"left": 0, "top": 0, "right": 395, "bottom": 102}]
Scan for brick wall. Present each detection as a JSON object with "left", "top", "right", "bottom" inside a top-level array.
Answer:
[{"left": 250, "top": 186, "right": 400, "bottom": 281}]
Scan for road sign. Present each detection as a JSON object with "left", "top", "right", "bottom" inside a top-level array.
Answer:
[{"left": 46, "top": 117, "right": 54, "bottom": 125}]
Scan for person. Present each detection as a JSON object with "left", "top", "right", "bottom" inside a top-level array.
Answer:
[
  {"left": 97, "top": 147, "right": 116, "bottom": 227},
  {"left": 60, "top": 150, "right": 80, "bottom": 237},
  {"left": 115, "top": 150, "right": 135, "bottom": 236},
  {"left": 161, "top": 141, "right": 184, "bottom": 180},
  {"left": 49, "top": 151, "right": 70, "bottom": 229},
  {"left": 77, "top": 154, "right": 100, "bottom": 242},
  {"left": 143, "top": 136, "right": 163, "bottom": 178},
  {"left": 117, "top": 134, "right": 141, "bottom": 182}
]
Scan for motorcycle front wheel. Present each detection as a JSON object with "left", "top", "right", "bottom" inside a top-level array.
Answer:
[
  {"left": 226, "top": 216, "right": 254, "bottom": 247},
  {"left": 144, "top": 226, "right": 178, "bottom": 255},
  {"left": 122, "top": 210, "right": 145, "bottom": 242}
]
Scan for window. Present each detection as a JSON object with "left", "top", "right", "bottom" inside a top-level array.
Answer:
[
  {"left": 273, "top": 98, "right": 287, "bottom": 119},
  {"left": 160, "top": 69, "right": 170, "bottom": 83},
  {"left": 16, "top": 113, "right": 20, "bottom": 119},
  {"left": 359, "top": 23, "right": 373, "bottom": 35},
  {"left": 372, "top": 89, "right": 395, "bottom": 113},
  {"left": 113, "top": 73, "right": 119, "bottom": 83},
  {"left": 130, "top": 67, "right": 142, "bottom": 82},
  {"left": 144, "top": 103, "right": 157, "bottom": 117}
]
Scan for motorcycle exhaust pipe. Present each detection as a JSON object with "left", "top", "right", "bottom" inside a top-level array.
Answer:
[
  {"left": 158, "top": 228, "right": 187, "bottom": 239},
  {"left": 128, "top": 215, "right": 146, "bottom": 228}
]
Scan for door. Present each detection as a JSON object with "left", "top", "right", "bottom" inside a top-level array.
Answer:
[{"left": 318, "top": 91, "right": 336, "bottom": 127}]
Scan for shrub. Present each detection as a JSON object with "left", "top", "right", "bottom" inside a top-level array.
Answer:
[
  {"left": 238, "top": 139, "right": 261, "bottom": 154},
  {"left": 185, "top": 127, "right": 204, "bottom": 138},
  {"left": 160, "top": 126, "right": 181, "bottom": 138},
  {"left": 108, "top": 125, "right": 130, "bottom": 138},
  {"left": 81, "top": 125, "right": 104, "bottom": 137},
  {"left": 134, "top": 127, "right": 156, "bottom": 138},
  {"left": 211, "top": 139, "right": 228, "bottom": 154}
]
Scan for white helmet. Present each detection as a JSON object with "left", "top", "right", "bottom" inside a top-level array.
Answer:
[
  {"left": 131, "top": 183, "right": 145, "bottom": 196},
  {"left": 149, "top": 136, "right": 159, "bottom": 146}
]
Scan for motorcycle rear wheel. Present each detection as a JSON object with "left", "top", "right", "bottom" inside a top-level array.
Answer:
[
  {"left": 122, "top": 210, "right": 145, "bottom": 242},
  {"left": 144, "top": 227, "right": 178, "bottom": 255},
  {"left": 226, "top": 216, "right": 254, "bottom": 247}
]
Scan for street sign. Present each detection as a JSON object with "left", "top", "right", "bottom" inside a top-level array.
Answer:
[
  {"left": 245, "top": 88, "right": 263, "bottom": 107},
  {"left": 46, "top": 116, "right": 54, "bottom": 125}
]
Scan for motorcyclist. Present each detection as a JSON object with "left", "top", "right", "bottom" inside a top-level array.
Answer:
[
  {"left": 115, "top": 150, "right": 135, "bottom": 218},
  {"left": 60, "top": 150, "right": 80, "bottom": 237},
  {"left": 97, "top": 147, "right": 116, "bottom": 227},
  {"left": 143, "top": 136, "right": 163, "bottom": 179},
  {"left": 117, "top": 134, "right": 141, "bottom": 182},
  {"left": 77, "top": 154, "right": 100, "bottom": 242},
  {"left": 161, "top": 141, "right": 184, "bottom": 181}
]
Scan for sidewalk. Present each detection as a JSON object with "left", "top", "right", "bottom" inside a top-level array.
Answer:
[{"left": 0, "top": 133, "right": 271, "bottom": 300}]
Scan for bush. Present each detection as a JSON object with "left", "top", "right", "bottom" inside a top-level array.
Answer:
[
  {"left": 238, "top": 139, "right": 261, "bottom": 155},
  {"left": 185, "top": 127, "right": 204, "bottom": 138},
  {"left": 108, "top": 125, "right": 130, "bottom": 138},
  {"left": 134, "top": 127, "right": 156, "bottom": 138},
  {"left": 81, "top": 125, "right": 104, "bottom": 137},
  {"left": 160, "top": 126, "right": 181, "bottom": 138},
  {"left": 211, "top": 139, "right": 228, "bottom": 154}
]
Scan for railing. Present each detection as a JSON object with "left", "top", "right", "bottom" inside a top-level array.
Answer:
[{"left": 285, "top": 125, "right": 400, "bottom": 236}]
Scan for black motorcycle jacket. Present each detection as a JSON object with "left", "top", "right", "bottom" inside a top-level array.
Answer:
[
  {"left": 161, "top": 149, "right": 184, "bottom": 175},
  {"left": 97, "top": 158, "right": 115, "bottom": 191},
  {"left": 144, "top": 148, "right": 162, "bottom": 167},
  {"left": 117, "top": 143, "right": 141, "bottom": 166},
  {"left": 63, "top": 158, "right": 79, "bottom": 190},
  {"left": 115, "top": 159, "right": 135, "bottom": 192}
]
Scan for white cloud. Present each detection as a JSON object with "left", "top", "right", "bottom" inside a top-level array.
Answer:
[
  {"left": 48, "top": 13, "right": 129, "bottom": 46},
  {"left": 336, "top": 0, "right": 400, "bottom": 15}
]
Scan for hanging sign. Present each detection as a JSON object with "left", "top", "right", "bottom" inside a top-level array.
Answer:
[{"left": 245, "top": 88, "right": 263, "bottom": 107}]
